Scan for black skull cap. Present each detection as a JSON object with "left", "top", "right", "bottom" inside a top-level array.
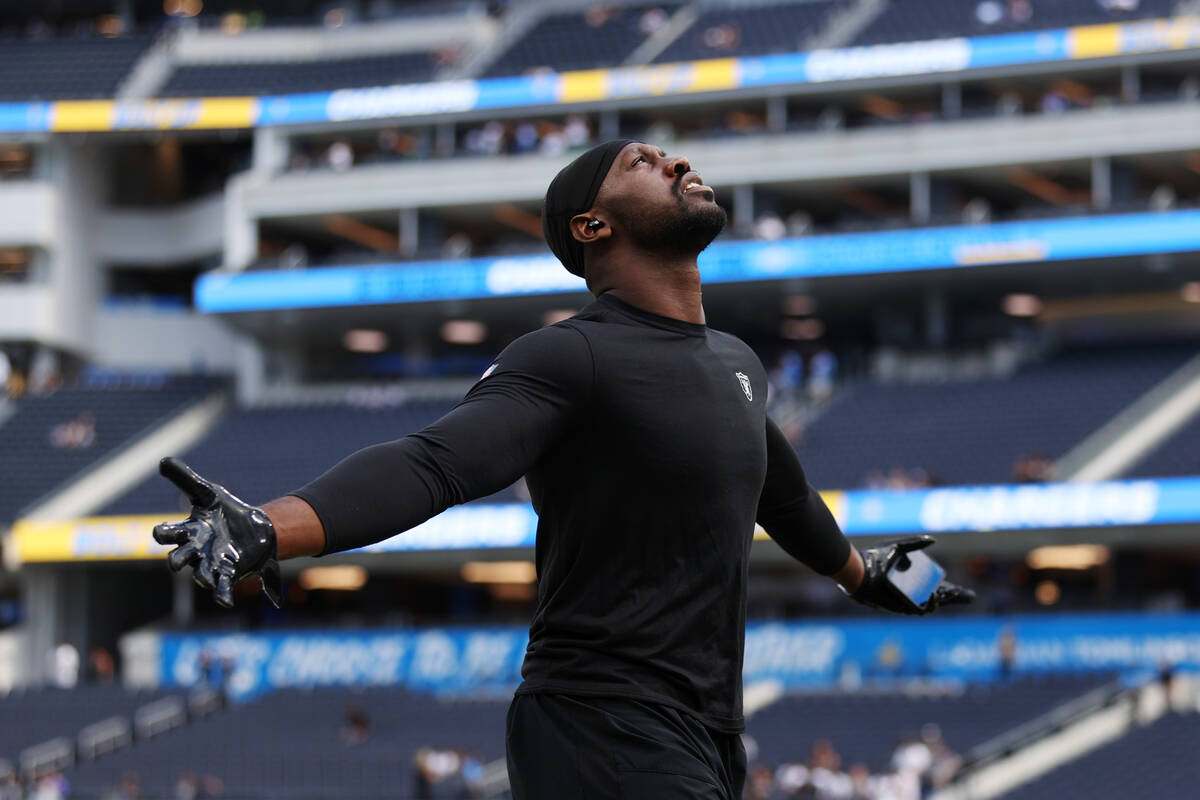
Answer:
[{"left": 542, "top": 139, "right": 636, "bottom": 277}]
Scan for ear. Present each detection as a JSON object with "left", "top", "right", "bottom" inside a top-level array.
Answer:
[{"left": 569, "top": 213, "right": 612, "bottom": 245}]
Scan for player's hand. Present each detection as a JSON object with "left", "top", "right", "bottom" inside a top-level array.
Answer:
[
  {"left": 152, "top": 457, "right": 282, "bottom": 609},
  {"left": 850, "top": 535, "right": 974, "bottom": 615}
]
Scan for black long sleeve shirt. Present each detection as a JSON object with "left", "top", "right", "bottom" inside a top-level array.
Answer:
[{"left": 292, "top": 293, "right": 850, "bottom": 732}]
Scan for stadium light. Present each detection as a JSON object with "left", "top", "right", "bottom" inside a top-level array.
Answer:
[
  {"left": 542, "top": 309, "right": 578, "bottom": 326},
  {"left": 1026, "top": 544, "right": 1110, "bottom": 571},
  {"left": 1003, "top": 293, "right": 1042, "bottom": 317},
  {"left": 461, "top": 561, "right": 537, "bottom": 584},
  {"left": 441, "top": 320, "right": 488, "bottom": 345},
  {"left": 343, "top": 329, "right": 388, "bottom": 353},
  {"left": 298, "top": 565, "right": 368, "bottom": 591},
  {"left": 1182, "top": 282, "right": 1200, "bottom": 303},
  {"left": 163, "top": 0, "right": 202, "bottom": 18},
  {"left": 1034, "top": 580, "right": 1061, "bottom": 606}
]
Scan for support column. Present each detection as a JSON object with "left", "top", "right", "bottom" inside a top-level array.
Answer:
[
  {"left": 435, "top": 123, "right": 456, "bottom": 158},
  {"left": 251, "top": 127, "right": 289, "bottom": 175},
  {"left": 1091, "top": 156, "right": 1112, "bottom": 210},
  {"left": 910, "top": 171, "right": 931, "bottom": 224},
  {"left": 1120, "top": 65, "right": 1141, "bottom": 104},
  {"left": 399, "top": 208, "right": 420, "bottom": 258},
  {"left": 923, "top": 289, "right": 948, "bottom": 348},
  {"left": 941, "top": 81, "right": 962, "bottom": 119},
  {"left": 599, "top": 111, "right": 620, "bottom": 140},
  {"left": 766, "top": 96, "right": 788, "bottom": 133},
  {"left": 172, "top": 572, "right": 194, "bottom": 627},
  {"left": 732, "top": 184, "right": 755, "bottom": 237}
]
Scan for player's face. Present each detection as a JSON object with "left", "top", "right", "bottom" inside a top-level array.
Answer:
[{"left": 597, "top": 142, "right": 727, "bottom": 257}]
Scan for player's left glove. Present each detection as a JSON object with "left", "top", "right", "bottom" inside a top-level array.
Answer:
[
  {"left": 152, "top": 457, "right": 282, "bottom": 609},
  {"left": 850, "top": 535, "right": 975, "bottom": 615}
]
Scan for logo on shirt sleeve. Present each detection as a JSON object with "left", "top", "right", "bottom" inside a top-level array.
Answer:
[
  {"left": 735, "top": 371, "right": 753, "bottom": 401},
  {"left": 480, "top": 362, "right": 498, "bottom": 381}
]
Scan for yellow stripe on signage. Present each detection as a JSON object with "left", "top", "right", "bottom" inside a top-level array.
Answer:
[
  {"left": 12, "top": 516, "right": 171, "bottom": 563},
  {"left": 1067, "top": 23, "right": 1122, "bottom": 59},
  {"left": 50, "top": 100, "right": 115, "bottom": 132},
  {"left": 559, "top": 69, "right": 609, "bottom": 104},
  {"left": 50, "top": 98, "right": 257, "bottom": 132},
  {"left": 683, "top": 58, "right": 738, "bottom": 94}
]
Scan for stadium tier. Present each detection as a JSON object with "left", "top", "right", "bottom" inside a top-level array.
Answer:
[
  {"left": 653, "top": 0, "right": 838, "bottom": 63},
  {"left": 998, "top": 709, "right": 1200, "bottom": 800},
  {"left": 1126, "top": 411, "right": 1200, "bottom": 479},
  {"left": 0, "top": 376, "right": 219, "bottom": 525},
  {"left": 62, "top": 688, "right": 509, "bottom": 800},
  {"left": 851, "top": 0, "right": 1178, "bottom": 46},
  {"left": 797, "top": 344, "right": 1196, "bottom": 488},
  {"left": 99, "top": 398, "right": 520, "bottom": 516},
  {"left": 483, "top": 3, "right": 681, "bottom": 78},
  {"left": 0, "top": 685, "right": 169, "bottom": 766},
  {"left": 159, "top": 51, "right": 442, "bottom": 98},
  {"left": 0, "top": 34, "right": 152, "bottom": 101}
]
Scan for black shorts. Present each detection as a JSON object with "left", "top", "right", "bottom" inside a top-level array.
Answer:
[{"left": 505, "top": 693, "right": 746, "bottom": 799}]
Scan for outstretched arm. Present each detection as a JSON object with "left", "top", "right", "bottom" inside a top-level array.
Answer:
[
  {"left": 757, "top": 416, "right": 858, "bottom": 584},
  {"left": 154, "top": 324, "right": 592, "bottom": 604},
  {"left": 756, "top": 417, "right": 973, "bottom": 614}
]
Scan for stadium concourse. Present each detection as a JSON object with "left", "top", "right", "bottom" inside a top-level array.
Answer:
[{"left": 1, "top": 0, "right": 1200, "bottom": 797}]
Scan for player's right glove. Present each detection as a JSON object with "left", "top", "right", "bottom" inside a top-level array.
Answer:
[
  {"left": 152, "top": 457, "right": 282, "bottom": 609},
  {"left": 850, "top": 535, "right": 975, "bottom": 615}
]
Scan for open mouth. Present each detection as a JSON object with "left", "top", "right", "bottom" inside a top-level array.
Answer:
[{"left": 680, "top": 173, "right": 714, "bottom": 198}]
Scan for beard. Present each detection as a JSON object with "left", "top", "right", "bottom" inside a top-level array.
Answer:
[{"left": 615, "top": 190, "right": 727, "bottom": 258}]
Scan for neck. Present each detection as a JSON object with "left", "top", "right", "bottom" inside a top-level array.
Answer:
[{"left": 590, "top": 250, "right": 706, "bottom": 325}]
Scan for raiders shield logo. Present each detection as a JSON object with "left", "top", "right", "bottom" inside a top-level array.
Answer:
[{"left": 735, "top": 371, "right": 752, "bottom": 401}]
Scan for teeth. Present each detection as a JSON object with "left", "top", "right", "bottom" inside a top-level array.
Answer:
[{"left": 685, "top": 182, "right": 700, "bottom": 191}]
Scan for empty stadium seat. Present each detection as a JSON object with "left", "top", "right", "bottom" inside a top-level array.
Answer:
[
  {"left": 654, "top": 0, "right": 836, "bottom": 63},
  {"left": 998, "top": 710, "right": 1200, "bottom": 799},
  {"left": 62, "top": 687, "right": 509, "bottom": 800},
  {"left": 798, "top": 344, "right": 1195, "bottom": 488},
  {"left": 485, "top": 4, "right": 680, "bottom": 78},
  {"left": 159, "top": 52, "right": 439, "bottom": 97},
  {"left": 852, "top": 0, "right": 1176, "bottom": 47},
  {"left": 0, "top": 376, "right": 220, "bottom": 525},
  {"left": 748, "top": 673, "right": 1115, "bottom": 772},
  {"left": 100, "top": 396, "right": 520, "bottom": 516},
  {"left": 0, "top": 35, "right": 153, "bottom": 101},
  {"left": 0, "top": 685, "right": 168, "bottom": 765},
  {"left": 1126, "top": 410, "right": 1200, "bottom": 479}
]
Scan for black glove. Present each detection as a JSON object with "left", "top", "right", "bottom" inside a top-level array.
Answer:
[
  {"left": 849, "top": 535, "right": 974, "bottom": 615},
  {"left": 152, "top": 457, "right": 282, "bottom": 609}
]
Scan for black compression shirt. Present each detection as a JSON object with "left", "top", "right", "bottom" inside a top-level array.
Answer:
[{"left": 292, "top": 293, "right": 851, "bottom": 732}]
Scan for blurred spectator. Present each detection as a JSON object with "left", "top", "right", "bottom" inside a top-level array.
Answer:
[
  {"left": 806, "top": 348, "right": 838, "bottom": 403},
  {"left": 173, "top": 772, "right": 198, "bottom": 800},
  {"left": 998, "top": 624, "right": 1018, "bottom": 680},
  {"left": 88, "top": 646, "right": 116, "bottom": 683},
  {"left": 49, "top": 642, "right": 79, "bottom": 688},
  {"left": 341, "top": 705, "right": 371, "bottom": 745},
  {"left": 49, "top": 411, "right": 96, "bottom": 449},
  {"left": 33, "top": 772, "right": 68, "bottom": 800},
  {"left": 753, "top": 212, "right": 786, "bottom": 241},
  {"left": 326, "top": 141, "right": 354, "bottom": 172},
  {"left": 638, "top": 7, "right": 669, "bottom": 36},
  {"left": 103, "top": 771, "right": 140, "bottom": 800},
  {"left": 1012, "top": 452, "right": 1053, "bottom": 482}
]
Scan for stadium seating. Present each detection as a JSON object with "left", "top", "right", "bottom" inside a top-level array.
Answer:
[
  {"left": 747, "top": 673, "right": 1115, "bottom": 772},
  {"left": 0, "top": 685, "right": 168, "bottom": 766},
  {"left": 484, "top": 3, "right": 680, "bottom": 78},
  {"left": 99, "top": 397, "right": 520, "bottom": 516},
  {"left": 1126, "top": 411, "right": 1200, "bottom": 479},
  {"left": 654, "top": 0, "right": 837, "bottom": 63},
  {"left": 0, "top": 35, "right": 153, "bottom": 101},
  {"left": 852, "top": 0, "right": 1176, "bottom": 47},
  {"left": 63, "top": 687, "right": 509, "bottom": 800},
  {"left": 0, "top": 376, "right": 219, "bottom": 525},
  {"left": 797, "top": 344, "right": 1195, "bottom": 488},
  {"left": 998, "top": 710, "right": 1200, "bottom": 799},
  {"left": 159, "top": 52, "right": 440, "bottom": 97}
]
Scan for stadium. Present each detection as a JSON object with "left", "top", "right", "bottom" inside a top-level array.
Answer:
[{"left": 1, "top": 0, "right": 1199, "bottom": 796}]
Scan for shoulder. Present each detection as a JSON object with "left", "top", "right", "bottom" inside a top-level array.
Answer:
[{"left": 476, "top": 322, "right": 594, "bottom": 393}]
